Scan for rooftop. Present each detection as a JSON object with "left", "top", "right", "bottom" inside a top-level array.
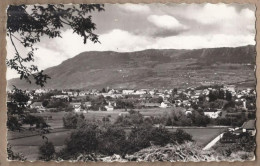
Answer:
[{"left": 242, "top": 120, "right": 255, "bottom": 130}]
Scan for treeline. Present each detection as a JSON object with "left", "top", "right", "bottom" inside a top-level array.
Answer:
[
  {"left": 114, "top": 109, "right": 210, "bottom": 127},
  {"left": 39, "top": 112, "right": 193, "bottom": 161}
]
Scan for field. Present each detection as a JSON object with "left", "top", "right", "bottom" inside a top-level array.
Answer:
[
  {"left": 26, "top": 107, "right": 176, "bottom": 127},
  {"left": 8, "top": 127, "right": 226, "bottom": 160},
  {"left": 7, "top": 108, "right": 227, "bottom": 160}
]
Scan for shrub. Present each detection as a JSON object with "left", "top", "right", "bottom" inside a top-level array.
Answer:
[
  {"left": 63, "top": 112, "right": 85, "bottom": 129},
  {"left": 150, "top": 127, "right": 171, "bottom": 146},
  {"left": 171, "top": 129, "right": 193, "bottom": 144},
  {"left": 126, "top": 124, "right": 153, "bottom": 154},
  {"left": 23, "top": 115, "right": 49, "bottom": 129},
  {"left": 114, "top": 110, "right": 144, "bottom": 127},
  {"left": 39, "top": 141, "right": 55, "bottom": 161},
  {"left": 7, "top": 144, "right": 26, "bottom": 161},
  {"left": 98, "top": 126, "right": 127, "bottom": 155},
  {"left": 65, "top": 123, "right": 99, "bottom": 156},
  {"left": 7, "top": 116, "right": 21, "bottom": 131}
]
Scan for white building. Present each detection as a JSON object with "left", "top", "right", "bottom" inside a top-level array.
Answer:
[
  {"left": 122, "top": 90, "right": 135, "bottom": 95},
  {"left": 204, "top": 110, "right": 221, "bottom": 119},
  {"left": 105, "top": 102, "right": 114, "bottom": 111}
]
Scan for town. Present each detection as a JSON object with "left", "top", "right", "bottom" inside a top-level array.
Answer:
[
  {"left": 7, "top": 83, "right": 256, "bottom": 161},
  {"left": 8, "top": 84, "right": 256, "bottom": 131},
  {"left": 11, "top": 85, "right": 254, "bottom": 113}
]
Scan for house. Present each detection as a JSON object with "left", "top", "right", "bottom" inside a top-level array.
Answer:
[
  {"left": 84, "top": 101, "right": 92, "bottom": 108},
  {"left": 160, "top": 101, "right": 171, "bottom": 108},
  {"left": 122, "top": 90, "right": 135, "bottom": 95},
  {"left": 30, "top": 102, "right": 43, "bottom": 109},
  {"left": 182, "top": 100, "right": 191, "bottom": 107},
  {"left": 108, "top": 89, "right": 116, "bottom": 94},
  {"left": 194, "top": 90, "right": 202, "bottom": 96},
  {"left": 67, "top": 91, "right": 73, "bottom": 96},
  {"left": 35, "top": 89, "right": 48, "bottom": 94},
  {"left": 134, "top": 90, "right": 147, "bottom": 95},
  {"left": 242, "top": 120, "right": 256, "bottom": 136},
  {"left": 52, "top": 95, "right": 69, "bottom": 101},
  {"left": 79, "top": 92, "right": 86, "bottom": 96},
  {"left": 70, "top": 102, "right": 81, "bottom": 112},
  {"left": 224, "top": 85, "right": 236, "bottom": 92},
  {"left": 204, "top": 110, "right": 221, "bottom": 119},
  {"left": 105, "top": 102, "right": 114, "bottom": 111}
]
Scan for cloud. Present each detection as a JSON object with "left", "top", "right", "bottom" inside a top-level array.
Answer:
[
  {"left": 154, "top": 34, "right": 255, "bottom": 49},
  {"left": 184, "top": 4, "right": 255, "bottom": 34},
  {"left": 6, "top": 4, "right": 256, "bottom": 80},
  {"left": 118, "top": 3, "right": 150, "bottom": 13},
  {"left": 147, "top": 15, "right": 187, "bottom": 30},
  {"left": 190, "top": 4, "right": 237, "bottom": 24}
]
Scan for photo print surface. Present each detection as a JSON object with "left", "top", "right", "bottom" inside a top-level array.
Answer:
[{"left": 6, "top": 3, "right": 256, "bottom": 162}]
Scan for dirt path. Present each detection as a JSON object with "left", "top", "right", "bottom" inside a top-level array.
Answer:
[{"left": 203, "top": 133, "right": 224, "bottom": 150}]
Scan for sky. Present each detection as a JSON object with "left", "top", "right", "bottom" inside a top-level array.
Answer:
[{"left": 6, "top": 3, "right": 256, "bottom": 79}]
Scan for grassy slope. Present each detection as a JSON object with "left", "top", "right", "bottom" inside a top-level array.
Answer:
[{"left": 8, "top": 45, "right": 256, "bottom": 90}]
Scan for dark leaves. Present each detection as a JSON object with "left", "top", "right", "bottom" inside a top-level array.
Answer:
[{"left": 7, "top": 4, "right": 105, "bottom": 87}]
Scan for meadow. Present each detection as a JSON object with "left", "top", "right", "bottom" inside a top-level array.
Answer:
[{"left": 8, "top": 108, "right": 228, "bottom": 160}]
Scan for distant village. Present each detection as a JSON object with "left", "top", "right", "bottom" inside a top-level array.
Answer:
[{"left": 8, "top": 84, "right": 256, "bottom": 120}]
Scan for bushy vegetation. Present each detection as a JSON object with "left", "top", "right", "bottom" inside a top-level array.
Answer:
[
  {"left": 39, "top": 141, "right": 56, "bottom": 161},
  {"left": 98, "top": 126, "right": 127, "bottom": 156},
  {"left": 57, "top": 118, "right": 193, "bottom": 160},
  {"left": 7, "top": 144, "right": 26, "bottom": 161},
  {"left": 23, "top": 114, "right": 49, "bottom": 129},
  {"left": 7, "top": 116, "right": 21, "bottom": 131},
  {"left": 114, "top": 110, "right": 144, "bottom": 126},
  {"left": 115, "top": 99, "right": 134, "bottom": 109},
  {"left": 63, "top": 112, "right": 85, "bottom": 129},
  {"left": 90, "top": 95, "right": 107, "bottom": 111}
]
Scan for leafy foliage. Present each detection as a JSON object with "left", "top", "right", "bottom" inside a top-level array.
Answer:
[
  {"left": 64, "top": 123, "right": 100, "bottom": 157},
  {"left": 98, "top": 126, "right": 127, "bottom": 155},
  {"left": 23, "top": 114, "right": 49, "bottom": 129},
  {"left": 7, "top": 86, "right": 29, "bottom": 116},
  {"left": 115, "top": 110, "right": 144, "bottom": 127},
  {"left": 63, "top": 112, "right": 85, "bottom": 129},
  {"left": 7, "top": 144, "right": 26, "bottom": 161},
  {"left": 7, "top": 116, "right": 22, "bottom": 131},
  {"left": 39, "top": 141, "right": 55, "bottom": 161},
  {"left": 171, "top": 129, "right": 193, "bottom": 144},
  {"left": 7, "top": 4, "right": 104, "bottom": 86}
]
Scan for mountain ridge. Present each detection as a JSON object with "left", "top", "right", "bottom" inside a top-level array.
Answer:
[{"left": 8, "top": 45, "right": 256, "bottom": 90}]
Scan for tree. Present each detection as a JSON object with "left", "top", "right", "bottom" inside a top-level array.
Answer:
[
  {"left": 127, "top": 124, "right": 153, "bottom": 154},
  {"left": 98, "top": 126, "right": 127, "bottom": 156},
  {"left": 101, "top": 88, "right": 106, "bottom": 93},
  {"left": 63, "top": 112, "right": 85, "bottom": 129},
  {"left": 226, "top": 90, "right": 232, "bottom": 101},
  {"left": 7, "top": 4, "right": 104, "bottom": 87},
  {"left": 42, "top": 100, "right": 49, "bottom": 107},
  {"left": 149, "top": 127, "right": 172, "bottom": 146},
  {"left": 7, "top": 86, "right": 29, "bottom": 116},
  {"left": 7, "top": 116, "right": 22, "bottom": 131},
  {"left": 189, "top": 110, "right": 210, "bottom": 127},
  {"left": 65, "top": 124, "right": 100, "bottom": 156},
  {"left": 171, "top": 129, "right": 193, "bottom": 144},
  {"left": 23, "top": 114, "right": 49, "bottom": 129},
  {"left": 39, "top": 141, "right": 55, "bottom": 161},
  {"left": 218, "top": 89, "right": 225, "bottom": 99},
  {"left": 208, "top": 90, "right": 218, "bottom": 102}
]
